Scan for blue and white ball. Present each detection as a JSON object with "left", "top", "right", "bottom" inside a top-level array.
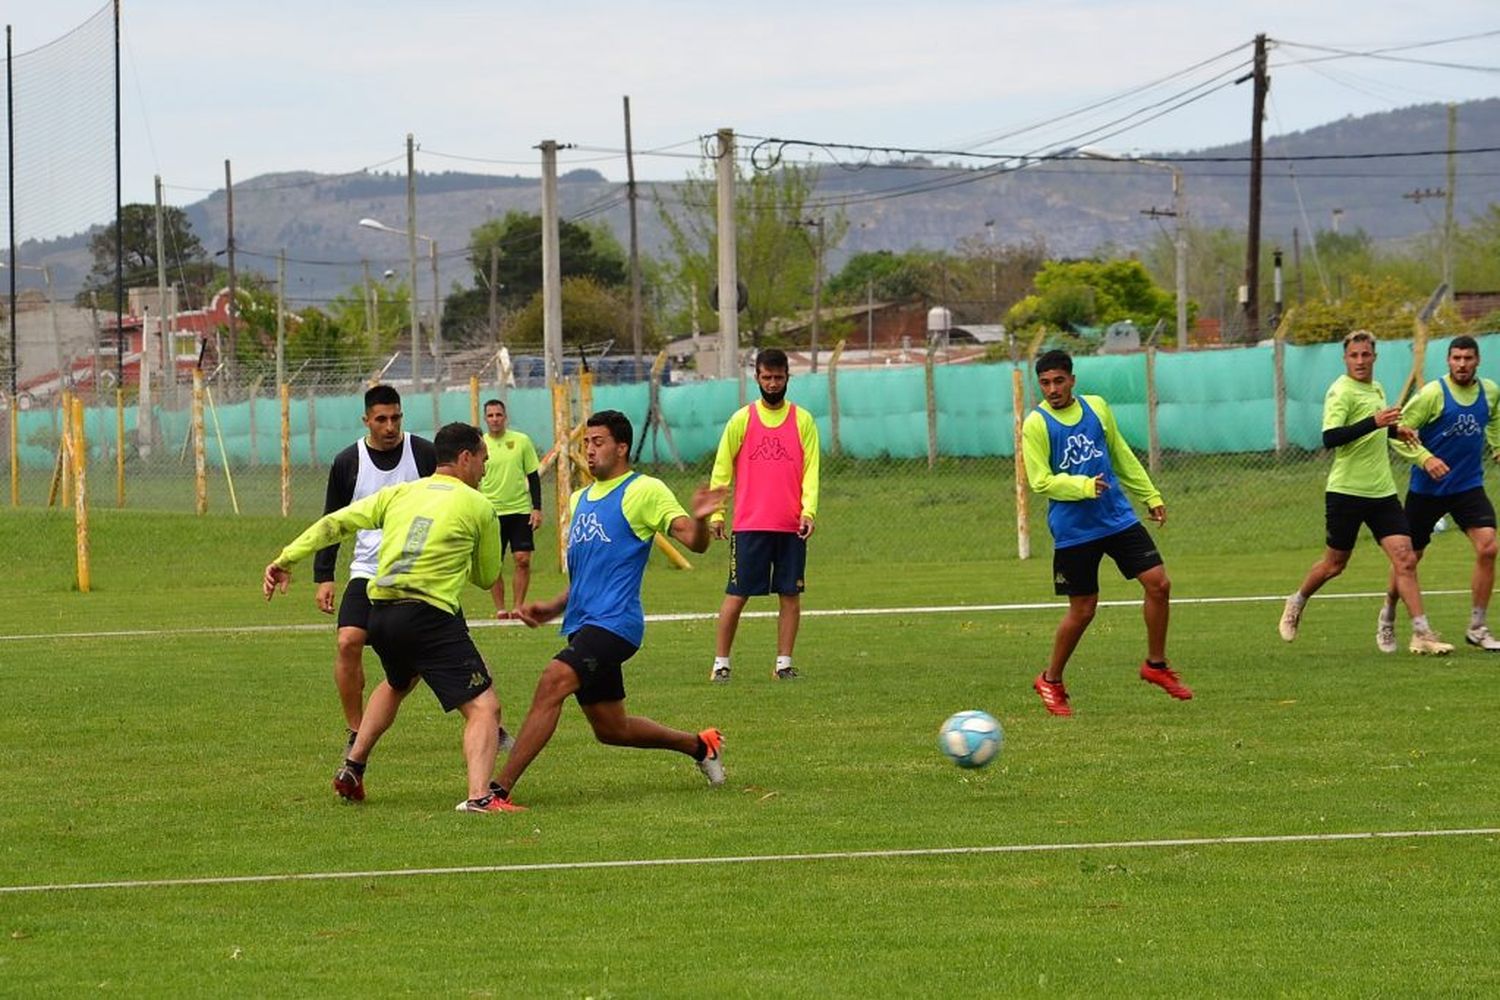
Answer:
[{"left": 938, "top": 710, "right": 1003, "bottom": 769}]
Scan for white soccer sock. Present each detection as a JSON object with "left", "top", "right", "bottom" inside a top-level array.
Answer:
[
  {"left": 1412, "top": 614, "right": 1431, "bottom": 634},
  {"left": 1288, "top": 591, "right": 1307, "bottom": 608},
  {"left": 1471, "top": 607, "right": 1487, "bottom": 629},
  {"left": 714, "top": 656, "right": 731, "bottom": 670},
  {"left": 776, "top": 655, "right": 793, "bottom": 671}
]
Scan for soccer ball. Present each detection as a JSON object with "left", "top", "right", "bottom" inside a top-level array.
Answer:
[{"left": 938, "top": 710, "right": 1003, "bottom": 769}]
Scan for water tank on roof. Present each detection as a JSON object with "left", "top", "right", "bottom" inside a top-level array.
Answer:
[{"left": 927, "top": 307, "right": 952, "bottom": 335}]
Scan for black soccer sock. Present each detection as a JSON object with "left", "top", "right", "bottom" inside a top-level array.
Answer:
[
  {"left": 692, "top": 736, "right": 708, "bottom": 762},
  {"left": 343, "top": 758, "right": 367, "bottom": 776},
  {"left": 489, "top": 781, "right": 509, "bottom": 800},
  {"left": 1146, "top": 660, "right": 1168, "bottom": 670}
]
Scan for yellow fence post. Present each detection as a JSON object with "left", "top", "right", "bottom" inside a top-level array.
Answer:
[
  {"left": 552, "top": 380, "right": 573, "bottom": 574},
  {"left": 70, "top": 396, "right": 91, "bottom": 593},
  {"left": 279, "top": 383, "right": 291, "bottom": 517},
  {"left": 469, "top": 375, "right": 480, "bottom": 426},
  {"left": 1012, "top": 366, "right": 1031, "bottom": 561},
  {"left": 116, "top": 388, "right": 126, "bottom": 508},
  {"left": 192, "top": 370, "right": 207, "bottom": 514}
]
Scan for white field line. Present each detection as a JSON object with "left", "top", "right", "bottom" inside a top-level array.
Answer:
[
  {"left": 2, "top": 827, "right": 1495, "bottom": 896},
  {"left": 0, "top": 589, "right": 1470, "bottom": 643}
]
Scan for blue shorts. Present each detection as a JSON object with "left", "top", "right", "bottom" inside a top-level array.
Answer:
[{"left": 727, "top": 531, "right": 807, "bottom": 597}]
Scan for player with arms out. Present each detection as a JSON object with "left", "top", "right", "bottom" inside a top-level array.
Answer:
[
  {"left": 1377, "top": 335, "right": 1500, "bottom": 652},
  {"left": 488, "top": 410, "right": 728, "bottom": 810},
  {"left": 313, "top": 385, "right": 436, "bottom": 751},
  {"left": 478, "top": 398, "right": 542, "bottom": 620},
  {"left": 707, "top": 347, "right": 820, "bottom": 682},
  {"left": 1021, "top": 349, "right": 1191, "bottom": 717},
  {"left": 265, "top": 422, "right": 521, "bottom": 814},
  {"left": 1278, "top": 330, "right": 1453, "bottom": 654}
]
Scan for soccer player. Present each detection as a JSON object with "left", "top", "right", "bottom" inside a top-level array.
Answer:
[
  {"left": 1378, "top": 335, "right": 1500, "bottom": 651},
  {"left": 707, "top": 347, "right": 820, "bottom": 682},
  {"left": 489, "top": 410, "right": 728, "bottom": 809},
  {"left": 478, "top": 398, "right": 542, "bottom": 620},
  {"left": 264, "top": 422, "right": 521, "bottom": 814},
  {"left": 1021, "top": 349, "right": 1192, "bottom": 717},
  {"left": 1278, "top": 329, "right": 1454, "bottom": 654},
  {"left": 313, "top": 385, "right": 436, "bottom": 750}
]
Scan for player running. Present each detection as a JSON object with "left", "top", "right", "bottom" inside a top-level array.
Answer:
[
  {"left": 1377, "top": 335, "right": 1500, "bottom": 652},
  {"left": 1278, "top": 330, "right": 1454, "bottom": 654},
  {"left": 1021, "top": 349, "right": 1192, "bottom": 717}
]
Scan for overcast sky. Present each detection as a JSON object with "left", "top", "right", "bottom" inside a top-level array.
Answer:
[{"left": 3, "top": 1, "right": 1498, "bottom": 217}]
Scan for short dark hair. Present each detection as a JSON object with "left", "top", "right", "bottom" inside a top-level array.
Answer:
[
  {"left": 1449, "top": 335, "right": 1479, "bottom": 356},
  {"left": 756, "top": 348, "right": 790, "bottom": 373},
  {"left": 1035, "top": 349, "right": 1073, "bottom": 376},
  {"left": 586, "top": 409, "right": 633, "bottom": 450},
  {"left": 433, "top": 422, "right": 482, "bottom": 464},
  {"left": 364, "top": 384, "right": 401, "bottom": 411},
  {"left": 483, "top": 398, "right": 505, "bottom": 412}
]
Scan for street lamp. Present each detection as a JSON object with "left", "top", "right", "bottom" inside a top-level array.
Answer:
[
  {"left": 1078, "top": 147, "right": 1188, "bottom": 346},
  {"left": 359, "top": 217, "right": 441, "bottom": 392}
]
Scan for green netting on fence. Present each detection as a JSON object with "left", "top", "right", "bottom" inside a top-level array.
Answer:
[{"left": 9, "top": 335, "right": 1493, "bottom": 470}]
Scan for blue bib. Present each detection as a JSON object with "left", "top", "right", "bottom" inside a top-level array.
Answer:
[
  {"left": 1040, "top": 397, "right": 1139, "bottom": 548},
  {"left": 562, "top": 473, "right": 652, "bottom": 645},
  {"left": 1410, "top": 379, "right": 1488, "bottom": 497}
]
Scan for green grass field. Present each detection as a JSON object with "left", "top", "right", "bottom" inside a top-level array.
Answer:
[{"left": 3, "top": 456, "right": 1498, "bottom": 996}]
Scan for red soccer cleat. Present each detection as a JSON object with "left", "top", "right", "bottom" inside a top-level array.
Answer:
[
  {"left": 1140, "top": 661, "right": 1193, "bottom": 700},
  {"left": 456, "top": 793, "right": 527, "bottom": 814},
  {"left": 1033, "top": 673, "right": 1072, "bottom": 717},
  {"left": 333, "top": 765, "right": 365, "bottom": 802}
]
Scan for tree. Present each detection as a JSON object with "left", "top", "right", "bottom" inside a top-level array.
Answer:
[
  {"left": 504, "top": 276, "right": 633, "bottom": 347},
  {"left": 466, "top": 212, "right": 626, "bottom": 311},
  {"left": 656, "top": 161, "right": 845, "bottom": 346},
  {"left": 81, "top": 203, "right": 214, "bottom": 310},
  {"left": 1285, "top": 274, "right": 1470, "bottom": 345},
  {"left": 327, "top": 277, "right": 413, "bottom": 354},
  {"left": 1006, "top": 258, "right": 1180, "bottom": 342}
]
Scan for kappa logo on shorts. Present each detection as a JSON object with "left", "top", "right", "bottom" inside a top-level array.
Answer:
[
  {"left": 468, "top": 671, "right": 486, "bottom": 688},
  {"left": 748, "top": 437, "right": 794, "bottom": 462},
  {"left": 1058, "top": 433, "right": 1104, "bottom": 471},
  {"left": 570, "top": 511, "right": 613, "bottom": 545},
  {"left": 1055, "top": 571, "right": 1069, "bottom": 586}
]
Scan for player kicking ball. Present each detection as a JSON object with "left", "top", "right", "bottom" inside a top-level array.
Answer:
[{"left": 1020, "top": 349, "right": 1192, "bottom": 717}]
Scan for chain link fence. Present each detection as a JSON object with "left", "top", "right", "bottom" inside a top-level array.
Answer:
[{"left": 11, "top": 334, "right": 1491, "bottom": 600}]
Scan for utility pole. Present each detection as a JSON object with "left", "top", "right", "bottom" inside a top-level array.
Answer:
[
  {"left": 794, "top": 217, "right": 825, "bottom": 372},
  {"left": 1241, "top": 33, "right": 1269, "bottom": 342},
  {"left": 225, "top": 159, "right": 238, "bottom": 386},
  {"left": 623, "top": 96, "right": 644, "bottom": 379},
  {"left": 362, "top": 259, "right": 375, "bottom": 344},
  {"left": 1444, "top": 103, "right": 1457, "bottom": 302},
  {"left": 715, "top": 128, "right": 739, "bottom": 381},
  {"left": 487, "top": 246, "right": 500, "bottom": 347},
  {"left": 406, "top": 133, "right": 421, "bottom": 396},
  {"left": 540, "top": 140, "right": 563, "bottom": 385},
  {"left": 429, "top": 238, "right": 441, "bottom": 390},
  {"left": 276, "top": 249, "right": 286, "bottom": 387}
]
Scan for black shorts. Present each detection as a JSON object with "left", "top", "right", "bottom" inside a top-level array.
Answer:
[
  {"left": 365, "top": 600, "right": 492, "bottom": 712},
  {"left": 1404, "top": 487, "right": 1498, "bottom": 550},
  {"left": 498, "top": 513, "right": 536, "bottom": 556},
  {"left": 1325, "top": 492, "right": 1410, "bottom": 551},
  {"left": 727, "top": 530, "right": 807, "bottom": 597},
  {"left": 555, "top": 625, "right": 637, "bottom": 706},
  {"left": 336, "top": 577, "right": 373, "bottom": 631},
  {"left": 1052, "top": 522, "right": 1163, "bottom": 597}
]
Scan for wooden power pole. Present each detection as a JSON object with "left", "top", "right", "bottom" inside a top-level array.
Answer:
[{"left": 1242, "top": 33, "right": 1269, "bottom": 342}]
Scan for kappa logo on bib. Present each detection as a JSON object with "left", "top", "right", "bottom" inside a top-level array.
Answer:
[
  {"left": 570, "top": 511, "right": 613, "bottom": 545},
  {"left": 1058, "top": 432, "right": 1104, "bottom": 471}
]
